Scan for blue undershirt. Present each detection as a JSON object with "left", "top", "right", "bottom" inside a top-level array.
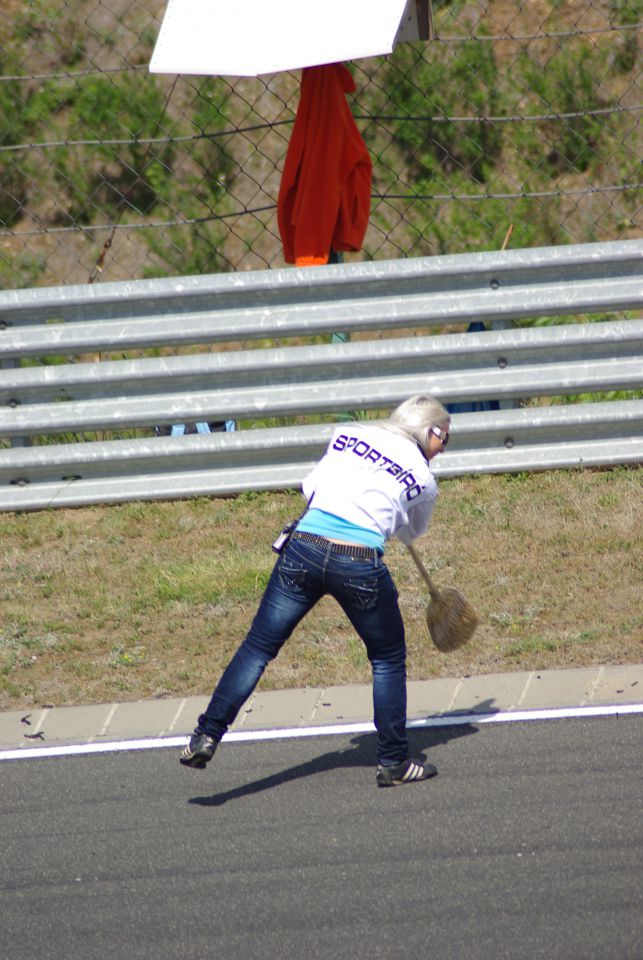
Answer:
[{"left": 296, "top": 508, "right": 385, "bottom": 552}]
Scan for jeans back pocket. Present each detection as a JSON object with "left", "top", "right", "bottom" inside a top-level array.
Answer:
[
  {"left": 278, "top": 560, "right": 307, "bottom": 593},
  {"left": 343, "top": 578, "right": 378, "bottom": 611}
]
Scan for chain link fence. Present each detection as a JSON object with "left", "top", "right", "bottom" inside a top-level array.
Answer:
[{"left": 0, "top": 0, "right": 640, "bottom": 290}]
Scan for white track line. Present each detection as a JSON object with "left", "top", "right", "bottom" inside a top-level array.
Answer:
[{"left": 1, "top": 702, "right": 642, "bottom": 762}]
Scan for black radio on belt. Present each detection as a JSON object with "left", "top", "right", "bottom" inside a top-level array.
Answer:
[{"left": 272, "top": 519, "right": 298, "bottom": 554}]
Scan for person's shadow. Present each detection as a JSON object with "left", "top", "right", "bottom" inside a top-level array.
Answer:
[{"left": 188, "top": 698, "right": 496, "bottom": 807}]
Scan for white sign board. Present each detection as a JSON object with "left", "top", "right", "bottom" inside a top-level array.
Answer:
[{"left": 149, "top": 0, "right": 422, "bottom": 77}]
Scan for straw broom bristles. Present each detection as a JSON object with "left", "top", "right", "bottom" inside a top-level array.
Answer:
[{"left": 406, "top": 544, "right": 479, "bottom": 653}]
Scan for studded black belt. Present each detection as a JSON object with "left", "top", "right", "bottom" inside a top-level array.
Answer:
[{"left": 291, "top": 531, "right": 380, "bottom": 559}]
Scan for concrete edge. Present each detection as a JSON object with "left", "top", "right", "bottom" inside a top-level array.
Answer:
[{"left": 1, "top": 664, "right": 641, "bottom": 753}]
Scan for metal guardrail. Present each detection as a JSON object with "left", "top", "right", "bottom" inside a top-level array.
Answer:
[
  {"left": 1, "top": 239, "right": 641, "bottom": 356},
  {"left": 2, "top": 401, "right": 642, "bottom": 512},
  {"left": 1, "top": 240, "right": 642, "bottom": 512},
  {"left": 2, "top": 320, "right": 642, "bottom": 437}
]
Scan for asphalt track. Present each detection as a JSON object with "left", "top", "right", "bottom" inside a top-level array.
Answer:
[{"left": 2, "top": 714, "right": 641, "bottom": 960}]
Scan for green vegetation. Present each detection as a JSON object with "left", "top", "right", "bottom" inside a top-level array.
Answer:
[
  {"left": 518, "top": 47, "right": 607, "bottom": 173},
  {"left": 611, "top": 0, "right": 641, "bottom": 72},
  {"left": 1, "top": 0, "right": 640, "bottom": 286},
  {"left": 49, "top": 73, "right": 177, "bottom": 223},
  {"left": 382, "top": 40, "right": 503, "bottom": 185},
  {"left": 0, "top": 57, "right": 30, "bottom": 228},
  {"left": 0, "top": 4, "right": 235, "bottom": 286},
  {"left": 363, "top": 21, "right": 638, "bottom": 257}
]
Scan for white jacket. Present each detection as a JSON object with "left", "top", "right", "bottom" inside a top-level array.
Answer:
[{"left": 301, "top": 423, "right": 438, "bottom": 545}]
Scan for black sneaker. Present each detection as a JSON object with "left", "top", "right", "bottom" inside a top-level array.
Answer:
[
  {"left": 376, "top": 756, "right": 438, "bottom": 787},
  {"left": 179, "top": 733, "right": 217, "bottom": 769}
]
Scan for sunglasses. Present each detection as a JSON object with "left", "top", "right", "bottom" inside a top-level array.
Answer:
[{"left": 430, "top": 426, "right": 450, "bottom": 447}]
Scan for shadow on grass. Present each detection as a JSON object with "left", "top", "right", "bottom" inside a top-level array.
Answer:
[{"left": 187, "top": 699, "right": 496, "bottom": 807}]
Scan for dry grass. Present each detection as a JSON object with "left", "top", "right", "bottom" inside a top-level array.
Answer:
[{"left": 0, "top": 466, "right": 641, "bottom": 712}]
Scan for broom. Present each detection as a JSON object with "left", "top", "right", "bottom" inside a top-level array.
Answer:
[
  {"left": 403, "top": 226, "right": 508, "bottom": 652},
  {"left": 406, "top": 544, "right": 479, "bottom": 653}
]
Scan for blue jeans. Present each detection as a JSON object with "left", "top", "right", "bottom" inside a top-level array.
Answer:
[{"left": 197, "top": 536, "right": 409, "bottom": 765}]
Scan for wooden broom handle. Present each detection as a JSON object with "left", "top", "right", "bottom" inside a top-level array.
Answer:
[
  {"left": 406, "top": 543, "right": 441, "bottom": 602},
  {"left": 406, "top": 230, "right": 514, "bottom": 614}
]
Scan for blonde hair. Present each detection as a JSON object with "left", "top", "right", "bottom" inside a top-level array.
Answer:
[{"left": 378, "top": 394, "right": 450, "bottom": 450}]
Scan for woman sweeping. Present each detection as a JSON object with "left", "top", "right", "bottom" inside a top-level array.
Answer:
[{"left": 180, "top": 394, "right": 451, "bottom": 787}]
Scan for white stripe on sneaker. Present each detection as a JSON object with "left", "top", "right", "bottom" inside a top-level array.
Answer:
[{"left": 403, "top": 761, "right": 423, "bottom": 781}]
